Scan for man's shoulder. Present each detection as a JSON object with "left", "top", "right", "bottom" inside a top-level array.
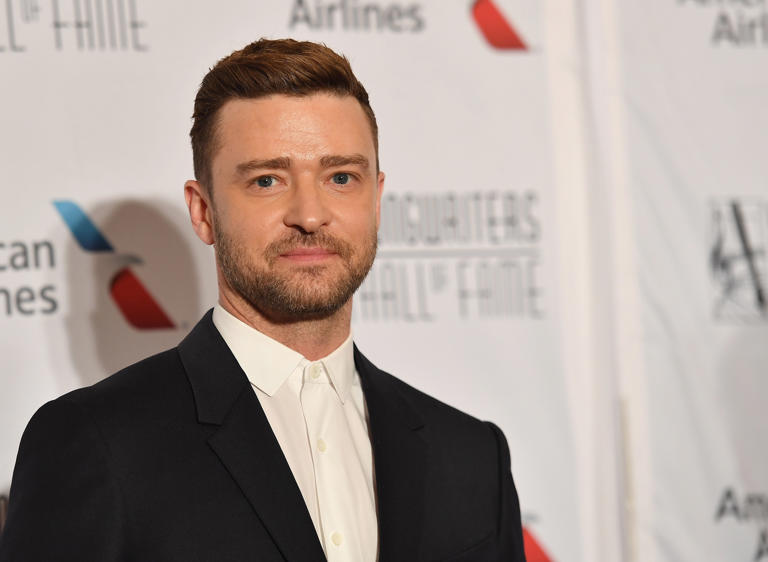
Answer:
[
  {"left": 54, "top": 347, "right": 191, "bottom": 427},
  {"left": 381, "top": 369, "right": 485, "bottom": 425},
  {"left": 14, "top": 347, "right": 195, "bottom": 478},
  {"left": 357, "top": 351, "right": 496, "bottom": 443}
]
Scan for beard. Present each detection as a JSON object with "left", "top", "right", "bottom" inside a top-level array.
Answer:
[{"left": 213, "top": 215, "right": 377, "bottom": 322}]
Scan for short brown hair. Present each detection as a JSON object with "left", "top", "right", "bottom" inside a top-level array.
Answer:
[{"left": 190, "top": 38, "right": 379, "bottom": 193}]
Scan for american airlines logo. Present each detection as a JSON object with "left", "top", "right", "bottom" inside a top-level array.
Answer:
[
  {"left": 677, "top": 0, "right": 768, "bottom": 49},
  {"left": 471, "top": 0, "right": 528, "bottom": 50},
  {"left": 523, "top": 526, "right": 553, "bottom": 562},
  {"left": 714, "top": 487, "right": 768, "bottom": 562},
  {"left": 288, "top": 0, "right": 425, "bottom": 32},
  {"left": 53, "top": 200, "right": 175, "bottom": 330}
]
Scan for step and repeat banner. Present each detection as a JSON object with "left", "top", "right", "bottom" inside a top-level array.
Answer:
[
  {"left": 1, "top": 1, "right": 766, "bottom": 561},
  {"left": 611, "top": 1, "right": 768, "bottom": 561},
  {"left": 0, "top": 1, "right": 575, "bottom": 561}
]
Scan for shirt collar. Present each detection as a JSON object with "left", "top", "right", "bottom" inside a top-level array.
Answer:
[
  {"left": 212, "top": 303, "right": 355, "bottom": 403},
  {"left": 316, "top": 329, "right": 355, "bottom": 404}
]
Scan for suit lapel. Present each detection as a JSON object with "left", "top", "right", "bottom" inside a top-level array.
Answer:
[
  {"left": 178, "top": 312, "right": 325, "bottom": 562},
  {"left": 355, "top": 347, "right": 428, "bottom": 562},
  {"left": 207, "top": 391, "right": 326, "bottom": 562}
]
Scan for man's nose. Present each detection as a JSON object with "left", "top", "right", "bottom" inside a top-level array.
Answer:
[{"left": 283, "top": 177, "right": 331, "bottom": 233}]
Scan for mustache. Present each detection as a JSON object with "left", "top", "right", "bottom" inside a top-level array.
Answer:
[{"left": 265, "top": 231, "right": 353, "bottom": 262}]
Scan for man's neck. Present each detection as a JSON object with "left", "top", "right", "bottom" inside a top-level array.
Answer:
[{"left": 217, "top": 289, "right": 352, "bottom": 361}]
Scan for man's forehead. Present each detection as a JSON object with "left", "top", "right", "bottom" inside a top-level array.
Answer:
[
  {"left": 212, "top": 94, "right": 376, "bottom": 166},
  {"left": 216, "top": 93, "right": 368, "bottom": 126}
]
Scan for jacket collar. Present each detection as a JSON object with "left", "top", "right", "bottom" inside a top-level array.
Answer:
[
  {"left": 178, "top": 310, "right": 325, "bottom": 562},
  {"left": 355, "top": 346, "right": 428, "bottom": 562},
  {"left": 177, "top": 311, "right": 429, "bottom": 561},
  {"left": 178, "top": 309, "right": 246, "bottom": 425}
]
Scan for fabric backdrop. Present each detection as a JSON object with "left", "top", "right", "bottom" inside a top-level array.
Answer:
[{"left": 1, "top": 1, "right": 766, "bottom": 560}]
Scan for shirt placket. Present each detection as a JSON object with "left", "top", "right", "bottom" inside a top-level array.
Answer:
[{"left": 300, "top": 361, "right": 363, "bottom": 562}]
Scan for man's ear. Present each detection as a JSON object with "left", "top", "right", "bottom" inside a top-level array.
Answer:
[
  {"left": 375, "top": 171, "right": 385, "bottom": 229},
  {"left": 184, "top": 180, "right": 215, "bottom": 245}
]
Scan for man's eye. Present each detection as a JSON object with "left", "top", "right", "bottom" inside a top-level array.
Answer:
[
  {"left": 332, "top": 173, "right": 350, "bottom": 185},
  {"left": 255, "top": 176, "right": 276, "bottom": 188}
]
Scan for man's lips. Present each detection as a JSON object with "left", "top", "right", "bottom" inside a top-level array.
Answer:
[{"left": 279, "top": 247, "right": 337, "bottom": 262}]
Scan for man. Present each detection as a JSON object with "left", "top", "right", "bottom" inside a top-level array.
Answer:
[{"left": 0, "top": 39, "right": 526, "bottom": 561}]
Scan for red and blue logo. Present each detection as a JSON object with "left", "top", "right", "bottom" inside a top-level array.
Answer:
[
  {"left": 523, "top": 526, "right": 554, "bottom": 562},
  {"left": 53, "top": 200, "right": 175, "bottom": 330},
  {"left": 471, "top": 0, "right": 528, "bottom": 50}
]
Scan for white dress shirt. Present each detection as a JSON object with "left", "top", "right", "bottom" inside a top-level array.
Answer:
[{"left": 212, "top": 304, "right": 378, "bottom": 561}]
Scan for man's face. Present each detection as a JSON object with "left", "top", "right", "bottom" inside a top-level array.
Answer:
[{"left": 204, "top": 94, "right": 384, "bottom": 321}]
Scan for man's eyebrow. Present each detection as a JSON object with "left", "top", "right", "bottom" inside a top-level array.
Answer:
[
  {"left": 320, "top": 154, "right": 370, "bottom": 169},
  {"left": 235, "top": 157, "right": 291, "bottom": 176}
]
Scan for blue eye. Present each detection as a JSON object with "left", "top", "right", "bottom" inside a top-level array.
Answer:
[
  {"left": 332, "top": 173, "right": 350, "bottom": 185},
  {"left": 255, "top": 176, "right": 276, "bottom": 188}
]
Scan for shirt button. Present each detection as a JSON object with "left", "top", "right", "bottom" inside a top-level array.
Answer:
[
  {"left": 317, "top": 438, "right": 327, "bottom": 453},
  {"left": 310, "top": 364, "right": 322, "bottom": 379},
  {"left": 331, "top": 532, "right": 343, "bottom": 546}
]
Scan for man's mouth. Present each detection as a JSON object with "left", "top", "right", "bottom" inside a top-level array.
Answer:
[{"left": 279, "top": 246, "right": 337, "bottom": 263}]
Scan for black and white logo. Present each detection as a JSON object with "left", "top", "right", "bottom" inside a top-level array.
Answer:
[
  {"left": 0, "top": 0, "right": 148, "bottom": 53},
  {"left": 714, "top": 487, "right": 768, "bottom": 561},
  {"left": 677, "top": 0, "right": 768, "bottom": 48},
  {"left": 288, "top": 0, "right": 425, "bottom": 33},
  {"left": 710, "top": 199, "right": 767, "bottom": 322},
  {"left": 353, "top": 188, "right": 544, "bottom": 323}
]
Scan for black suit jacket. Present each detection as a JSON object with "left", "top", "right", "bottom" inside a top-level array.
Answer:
[{"left": 0, "top": 312, "right": 526, "bottom": 561}]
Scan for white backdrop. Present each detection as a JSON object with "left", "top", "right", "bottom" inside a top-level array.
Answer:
[
  {"left": 1, "top": 1, "right": 766, "bottom": 561},
  {"left": 608, "top": 1, "right": 768, "bottom": 561}
]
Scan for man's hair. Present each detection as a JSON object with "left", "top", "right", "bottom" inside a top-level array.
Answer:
[{"left": 190, "top": 38, "right": 378, "bottom": 193}]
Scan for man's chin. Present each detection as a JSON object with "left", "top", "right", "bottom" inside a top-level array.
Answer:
[
  {"left": 257, "top": 295, "right": 351, "bottom": 323},
  {"left": 239, "top": 274, "right": 352, "bottom": 320}
]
